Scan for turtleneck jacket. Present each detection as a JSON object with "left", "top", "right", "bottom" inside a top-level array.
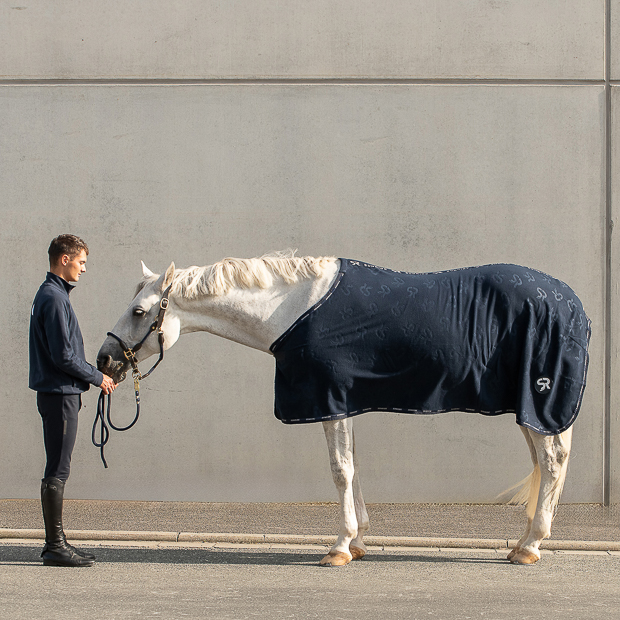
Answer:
[{"left": 29, "top": 272, "right": 103, "bottom": 394}]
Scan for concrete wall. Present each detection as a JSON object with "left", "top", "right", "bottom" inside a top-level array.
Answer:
[{"left": 0, "top": 1, "right": 614, "bottom": 504}]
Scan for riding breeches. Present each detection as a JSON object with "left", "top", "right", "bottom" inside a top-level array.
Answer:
[{"left": 37, "top": 393, "right": 82, "bottom": 481}]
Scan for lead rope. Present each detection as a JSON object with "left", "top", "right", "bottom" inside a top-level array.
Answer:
[{"left": 92, "top": 371, "right": 141, "bottom": 468}]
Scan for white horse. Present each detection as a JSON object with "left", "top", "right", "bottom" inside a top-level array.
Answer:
[{"left": 97, "top": 252, "right": 584, "bottom": 566}]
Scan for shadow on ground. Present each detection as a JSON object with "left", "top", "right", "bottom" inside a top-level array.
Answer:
[{"left": 0, "top": 544, "right": 508, "bottom": 567}]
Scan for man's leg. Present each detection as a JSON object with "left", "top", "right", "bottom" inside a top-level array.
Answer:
[{"left": 38, "top": 393, "right": 94, "bottom": 567}]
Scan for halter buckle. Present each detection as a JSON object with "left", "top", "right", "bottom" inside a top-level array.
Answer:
[{"left": 160, "top": 298, "right": 169, "bottom": 310}]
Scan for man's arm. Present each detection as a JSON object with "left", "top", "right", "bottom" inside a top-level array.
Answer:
[{"left": 41, "top": 297, "right": 106, "bottom": 387}]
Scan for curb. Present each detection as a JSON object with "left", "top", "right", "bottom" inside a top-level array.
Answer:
[{"left": 1, "top": 528, "right": 619, "bottom": 552}]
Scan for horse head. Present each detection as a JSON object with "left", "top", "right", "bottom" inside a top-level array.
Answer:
[{"left": 97, "top": 261, "right": 180, "bottom": 383}]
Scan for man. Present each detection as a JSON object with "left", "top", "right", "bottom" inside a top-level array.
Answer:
[{"left": 29, "top": 234, "right": 117, "bottom": 567}]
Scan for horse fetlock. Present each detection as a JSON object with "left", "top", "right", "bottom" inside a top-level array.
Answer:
[
  {"left": 509, "top": 547, "right": 540, "bottom": 565},
  {"left": 528, "top": 521, "right": 552, "bottom": 544},
  {"left": 349, "top": 545, "right": 366, "bottom": 561}
]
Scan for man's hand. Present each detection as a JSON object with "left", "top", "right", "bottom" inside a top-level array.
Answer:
[{"left": 100, "top": 374, "right": 117, "bottom": 395}]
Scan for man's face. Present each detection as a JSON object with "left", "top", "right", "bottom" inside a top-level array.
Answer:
[{"left": 59, "top": 249, "right": 88, "bottom": 283}]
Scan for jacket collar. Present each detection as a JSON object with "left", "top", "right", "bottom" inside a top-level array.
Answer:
[{"left": 45, "top": 271, "right": 76, "bottom": 295}]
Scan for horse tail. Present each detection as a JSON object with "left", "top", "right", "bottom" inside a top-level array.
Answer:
[
  {"left": 504, "top": 426, "right": 573, "bottom": 520},
  {"left": 505, "top": 465, "right": 541, "bottom": 521}
]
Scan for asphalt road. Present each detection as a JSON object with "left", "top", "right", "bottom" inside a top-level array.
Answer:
[{"left": 1, "top": 543, "right": 619, "bottom": 620}]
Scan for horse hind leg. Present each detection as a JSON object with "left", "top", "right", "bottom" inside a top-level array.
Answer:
[
  {"left": 320, "top": 418, "right": 358, "bottom": 567},
  {"left": 507, "top": 426, "right": 540, "bottom": 561},
  {"left": 507, "top": 466, "right": 541, "bottom": 562},
  {"left": 510, "top": 426, "right": 573, "bottom": 565},
  {"left": 349, "top": 428, "right": 369, "bottom": 561}
]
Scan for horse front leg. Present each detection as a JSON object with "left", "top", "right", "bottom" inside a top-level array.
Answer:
[
  {"left": 510, "top": 427, "right": 573, "bottom": 565},
  {"left": 321, "top": 418, "right": 357, "bottom": 566},
  {"left": 350, "top": 428, "right": 369, "bottom": 560}
]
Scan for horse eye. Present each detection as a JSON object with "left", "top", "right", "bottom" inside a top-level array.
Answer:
[{"left": 132, "top": 308, "right": 146, "bottom": 317}]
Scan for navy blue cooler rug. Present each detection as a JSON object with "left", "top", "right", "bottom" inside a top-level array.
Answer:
[{"left": 270, "top": 259, "right": 591, "bottom": 435}]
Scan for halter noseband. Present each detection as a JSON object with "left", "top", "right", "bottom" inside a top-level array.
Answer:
[{"left": 92, "top": 284, "right": 173, "bottom": 468}]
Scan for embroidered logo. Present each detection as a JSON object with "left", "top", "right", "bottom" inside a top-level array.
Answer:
[{"left": 535, "top": 377, "right": 553, "bottom": 394}]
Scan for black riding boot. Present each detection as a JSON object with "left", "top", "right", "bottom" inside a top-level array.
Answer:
[{"left": 40, "top": 477, "right": 95, "bottom": 566}]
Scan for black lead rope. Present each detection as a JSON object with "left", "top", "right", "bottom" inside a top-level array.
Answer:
[
  {"left": 92, "top": 285, "right": 171, "bottom": 468},
  {"left": 92, "top": 388, "right": 141, "bottom": 468}
]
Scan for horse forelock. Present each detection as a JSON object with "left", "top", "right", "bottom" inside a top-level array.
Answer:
[{"left": 169, "top": 250, "right": 337, "bottom": 298}]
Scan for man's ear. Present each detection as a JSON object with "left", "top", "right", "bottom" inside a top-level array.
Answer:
[{"left": 163, "top": 262, "right": 175, "bottom": 290}]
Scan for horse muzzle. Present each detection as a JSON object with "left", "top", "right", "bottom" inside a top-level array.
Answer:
[{"left": 96, "top": 352, "right": 128, "bottom": 384}]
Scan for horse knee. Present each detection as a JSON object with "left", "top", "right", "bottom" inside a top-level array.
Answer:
[{"left": 330, "top": 464, "right": 354, "bottom": 490}]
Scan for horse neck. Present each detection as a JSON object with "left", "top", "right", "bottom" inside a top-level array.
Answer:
[{"left": 173, "top": 260, "right": 340, "bottom": 353}]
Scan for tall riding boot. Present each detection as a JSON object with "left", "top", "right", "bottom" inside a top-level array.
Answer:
[{"left": 40, "top": 477, "right": 95, "bottom": 566}]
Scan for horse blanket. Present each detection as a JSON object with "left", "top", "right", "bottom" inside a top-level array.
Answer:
[{"left": 270, "top": 259, "right": 591, "bottom": 435}]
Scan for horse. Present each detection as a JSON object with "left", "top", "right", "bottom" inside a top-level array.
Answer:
[{"left": 97, "top": 251, "right": 591, "bottom": 566}]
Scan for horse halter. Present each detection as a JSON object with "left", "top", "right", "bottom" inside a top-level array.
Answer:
[
  {"left": 107, "top": 283, "right": 173, "bottom": 387},
  {"left": 92, "top": 284, "right": 173, "bottom": 468}
]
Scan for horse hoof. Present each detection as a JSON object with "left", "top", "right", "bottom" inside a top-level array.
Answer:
[
  {"left": 509, "top": 549, "right": 540, "bottom": 565},
  {"left": 319, "top": 551, "right": 352, "bottom": 567},
  {"left": 507, "top": 547, "right": 519, "bottom": 561},
  {"left": 349, "top": 545, "right": 366, "bottom": 561}
]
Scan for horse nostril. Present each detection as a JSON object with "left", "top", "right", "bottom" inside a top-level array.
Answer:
[{"left": 97, "top": 354, "right": 112, "bottom": 370}]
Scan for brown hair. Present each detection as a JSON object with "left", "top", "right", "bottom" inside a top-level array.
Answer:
[{"left": 48, "top": 234, "right": 89, "bottom": 266}]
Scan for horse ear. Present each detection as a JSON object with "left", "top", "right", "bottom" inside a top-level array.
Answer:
[
  {"left": 141, "top": 261, "right": 155, "bottom": 278},
  {"left": 163, "top": 262, "right": 175, "bottom": 290}
]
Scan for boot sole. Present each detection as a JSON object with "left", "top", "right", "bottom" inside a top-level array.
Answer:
[{"left": 43, "top": 558, "right": 94, "bottom": 567}]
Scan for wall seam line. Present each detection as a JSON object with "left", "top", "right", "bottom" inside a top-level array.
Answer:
[
  {"left": 604, "top": 0, "right": 613, "bottom": 507},
  {"left": 0, "top": 79, "right": 609, "bottom": 87}
]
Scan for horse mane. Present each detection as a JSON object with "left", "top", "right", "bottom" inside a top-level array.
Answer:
[{"left": 137, "top": 250, "right": 337, "bottom": 299}]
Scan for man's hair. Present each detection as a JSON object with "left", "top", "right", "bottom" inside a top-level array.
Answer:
[{"left": 48, "top": 234, "right": 89, "bottom": 266}]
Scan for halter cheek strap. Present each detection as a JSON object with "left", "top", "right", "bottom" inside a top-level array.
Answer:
[{"left": 92, "top": 284, "right": 173, "bottom": 468}]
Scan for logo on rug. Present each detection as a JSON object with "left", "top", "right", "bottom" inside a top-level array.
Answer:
[{"left": 535, "top": 377, "right": 553, "bottom": 394}]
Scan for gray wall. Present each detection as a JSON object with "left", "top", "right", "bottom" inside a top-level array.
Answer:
[{"left": 0, "top": 1, "right": 615, "bottom": 504}]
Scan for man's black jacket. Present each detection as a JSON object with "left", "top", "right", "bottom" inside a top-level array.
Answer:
[{"left": 29, "top": 272, "right": 103, "bottom": 393}]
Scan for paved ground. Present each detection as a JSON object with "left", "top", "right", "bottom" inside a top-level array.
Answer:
[
  {"left": 2, "top": 500, "right": 619, "bottom": 542},
  {"left": 1, "top": 543, "right": 619, "bottom": 620},
  {"left": 2, "top": 501, "right": 619, "bottom": 619}
]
